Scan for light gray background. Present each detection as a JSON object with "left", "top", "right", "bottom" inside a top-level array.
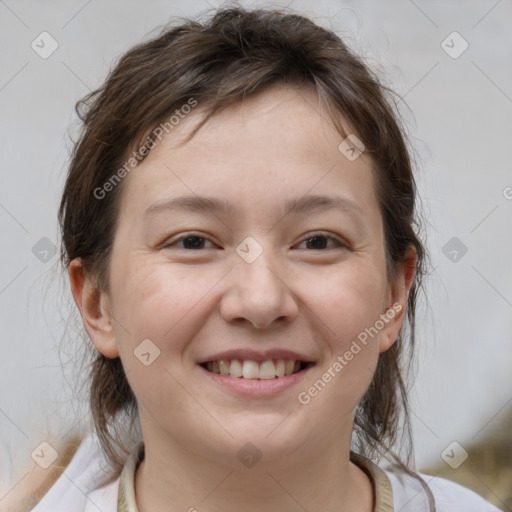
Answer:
[{"left": 1, "top": 0, "right": 511, "bottom": 496}]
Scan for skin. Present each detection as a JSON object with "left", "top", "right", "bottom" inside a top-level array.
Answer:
[{"left": 69, "top": 84, "right": 416, "bottom": 512}]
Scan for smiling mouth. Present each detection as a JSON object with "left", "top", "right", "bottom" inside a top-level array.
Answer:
[{"left": 199, "top": 359, "right": 315, "bottom": 379}]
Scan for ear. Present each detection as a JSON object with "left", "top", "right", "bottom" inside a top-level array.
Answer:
[
  {"left": 68, "top": 258, "right": 119, "bottom": 358},
  {"left": 378, "top": 245, "right": 417, "bottom": 353}
]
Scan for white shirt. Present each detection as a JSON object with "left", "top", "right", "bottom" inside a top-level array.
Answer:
[{"left": 29, "top": 433, "right": 502, "bottom": 512}]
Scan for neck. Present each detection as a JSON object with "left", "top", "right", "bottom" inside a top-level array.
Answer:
[{"left": 133, "top": 423, "right": 374, "bottom": 512}]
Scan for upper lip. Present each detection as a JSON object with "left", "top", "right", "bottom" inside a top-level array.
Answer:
[{"left": 197, "top": 348, "right": 315, "bottom": 364}]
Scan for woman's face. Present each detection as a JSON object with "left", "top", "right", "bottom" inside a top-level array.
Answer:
[{"left": 75, "top": 84, "right": 410, "bottom": 469}]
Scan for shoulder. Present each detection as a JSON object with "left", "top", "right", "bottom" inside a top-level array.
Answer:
[
  {"left": 6, "top": 432, "right": 120, "bottom": 512},
  {"left": 383, "top": 466, "right": 503, "bottom": 512},
  {"left": 425, "top": 475, "right": 504, "bottom": 512}
]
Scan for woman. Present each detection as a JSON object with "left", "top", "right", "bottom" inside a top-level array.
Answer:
[{"left": 16, "top": 6, "right": 501, "bottom": 511}]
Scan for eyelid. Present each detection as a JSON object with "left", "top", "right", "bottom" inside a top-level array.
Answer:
[
  {"left": 160, "top": 232, "right": 218, "bottom": 249},
  {"left": 295, "top": 232, "right": 348, "bottom": 249}
]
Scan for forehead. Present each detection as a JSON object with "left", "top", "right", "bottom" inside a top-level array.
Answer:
[{"left": 117, "top": 84, "right": 379, "bottom": 226}]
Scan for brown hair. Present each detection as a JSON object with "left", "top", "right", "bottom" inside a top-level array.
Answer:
[{"left": 59, "top": 5, "right": 429, "bottom": 481}]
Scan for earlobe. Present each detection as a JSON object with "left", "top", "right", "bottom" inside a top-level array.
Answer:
[
  {"left": 378, "top": 246, "right": 418, "bottom": 353},
  {"left": 68, "top": 258, "right": 120, "bottom": 359}
]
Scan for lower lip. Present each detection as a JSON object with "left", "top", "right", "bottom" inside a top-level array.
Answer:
[{"left": 197, "top": 364, "right": 314, "bottom": 397}]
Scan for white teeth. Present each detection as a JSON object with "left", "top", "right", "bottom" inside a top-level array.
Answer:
[
  {"left": 229, "top": 359, "right": 243, "bottom": 378},
  {"left": 219, "top": 359, "right": 230, "bottom": 375},
  {"left": 242, "top": 360, "right": 259, "bottom": 379},
  {"left": 275, "top": 359, "right": 285, "bottom": 377},
  {"left": 259, "top": 360, "right": 276, "bottom": 379},
  {"left": 204, "top": 358, "right": 306, "bottom": 379}
]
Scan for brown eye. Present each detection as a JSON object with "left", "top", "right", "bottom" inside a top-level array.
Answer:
[
  {"left": 296, "top": 234, "right": 347, "bottom": 250},
  {"left": 162, "top": 235, "right": 216, "bottom": 250}
]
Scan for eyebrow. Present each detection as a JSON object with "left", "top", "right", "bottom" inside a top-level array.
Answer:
[
  {"left": 144, "top": 194, "right": 364, "bottom": 220},
  {"left": 144, "top": 195, "right": 363, "bottom": 222}
]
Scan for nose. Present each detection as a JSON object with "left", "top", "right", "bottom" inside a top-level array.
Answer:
[{"left": 219, "top": 248, "right": 299, "bottom": 329}]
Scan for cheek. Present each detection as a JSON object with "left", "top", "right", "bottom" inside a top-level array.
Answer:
[
  {"left": 109, "top": 259, "right": 225, "bottom": 356},
  {"left": 297, "top": 260, "right": 385, "bottom": 406},
  {"left": 109, "top": 263, "right": 212, "bottom": 417},
  {"left": 311, "top": 259, "right": 388, "bottom": 347}
]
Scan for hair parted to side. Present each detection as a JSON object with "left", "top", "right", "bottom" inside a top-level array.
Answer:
[{"left": 59, "top": 5, "right": 429, "bottom": 479}]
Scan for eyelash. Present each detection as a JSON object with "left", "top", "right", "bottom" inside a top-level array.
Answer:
[{"left": 161, "top": 232, "right": 348, "bottom": 251}]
